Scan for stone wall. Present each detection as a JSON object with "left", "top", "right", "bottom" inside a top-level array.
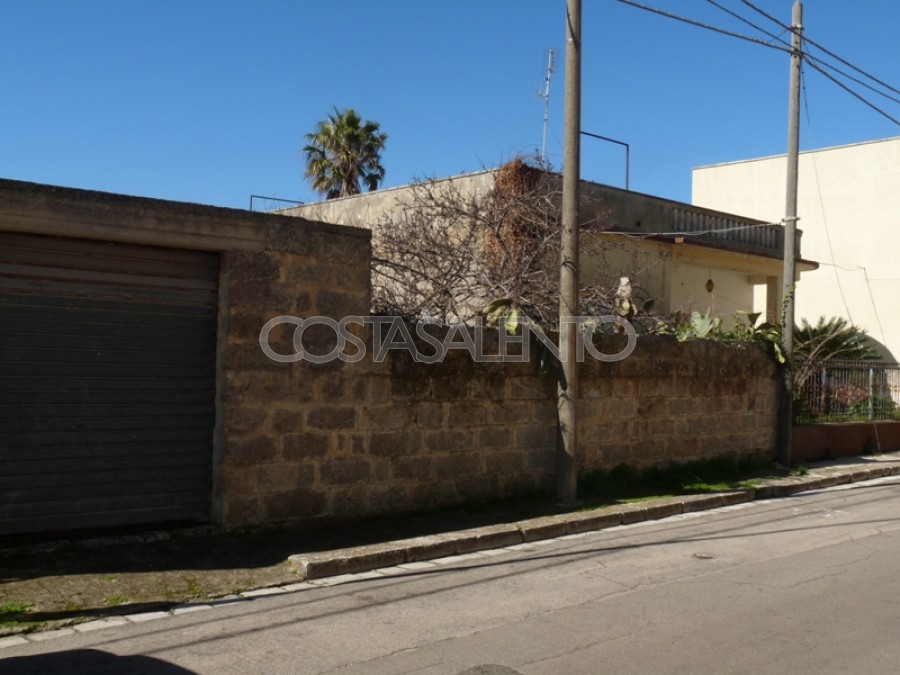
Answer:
[
  {"left": 0, "top": 178, "right": 784, "bottom": 533},
  {"left": 220, "top": 303, "right": 779, "bottom": 527}
]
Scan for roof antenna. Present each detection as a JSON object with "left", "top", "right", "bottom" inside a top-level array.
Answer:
[{"left": 539, "top": 49, "right": 555, "bottom": 165}]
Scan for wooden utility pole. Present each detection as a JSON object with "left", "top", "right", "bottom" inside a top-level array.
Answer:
[
  {"left": 779, "top": 0, "right": 802, "bottom": 467},
  {"left": 558, "top": 0, "right": 581, "bottom": 504}
]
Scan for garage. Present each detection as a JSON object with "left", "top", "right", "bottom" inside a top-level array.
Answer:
[{"left": 0, "top": 232, "right": 219, "bottom": 536}]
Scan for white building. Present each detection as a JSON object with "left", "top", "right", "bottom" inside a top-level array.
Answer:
[{"left": 693, "top": 137, "right": 900, "bottom": 361}]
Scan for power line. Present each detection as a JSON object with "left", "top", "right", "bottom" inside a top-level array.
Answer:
[
  {"left": 737, "top": 0, "right": 900, "bottom": 97},
  {"left": 805, "top": 51, "right": 900, "bottom": 106},
  {"left": 618, "top": 0, "right": 900, "bottom": 126},
  {"left": 735, "top": 0, "right": 789, "bottom": 31},
  {"left": 704, "top": 0, "right": 790, "bottom": 48},
  {"left": 614, "top": 0, "right": 791, "bottom": 54},
  {"left": 805, "top": 60, "right": 900, "bottom": 126},
  {"left": 711, "top": 0, "right": 900, "bottom": 106}
]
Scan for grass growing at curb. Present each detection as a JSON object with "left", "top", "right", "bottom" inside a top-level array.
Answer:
[
  {"left": 413, "top": 455, "right": 790, "bottom": 524},
  {"left": 578, "top": 455, "right": 773, "bottom": 504},
  {"left": 0, "top": 602, "right": 43, "bottom": 632}
]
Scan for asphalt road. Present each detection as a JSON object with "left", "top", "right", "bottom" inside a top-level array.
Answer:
[{"left": 3, "top": 476, "right": 900, "bottom": 675}]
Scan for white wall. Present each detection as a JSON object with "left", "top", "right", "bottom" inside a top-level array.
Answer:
[{"left": 693, "top": 137, "right": 900, "bottom": 360}]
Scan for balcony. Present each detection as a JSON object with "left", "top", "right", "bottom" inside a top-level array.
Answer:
[{"left": 578, "top": 180, "right": 799, "bottom": 261}]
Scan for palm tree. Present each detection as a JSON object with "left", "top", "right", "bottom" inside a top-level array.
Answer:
[
  {"left": 302, "top": 107, "right": 388, "bottom": 199},
  {"left": 793, "top": 316, "right": 879, "bottom": 363}
]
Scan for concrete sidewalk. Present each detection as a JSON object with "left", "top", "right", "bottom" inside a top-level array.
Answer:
[{"left": 289, "top": 453, "right": 900, "bottom": 580}]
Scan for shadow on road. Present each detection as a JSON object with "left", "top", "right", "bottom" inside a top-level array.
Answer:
[{"left": 0, "top": 649, "right": 196, "bottom": 675}]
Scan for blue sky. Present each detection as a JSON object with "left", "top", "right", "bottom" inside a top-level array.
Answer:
[{"left": 2, "top": 1, "right": 897, "bottom": 209}]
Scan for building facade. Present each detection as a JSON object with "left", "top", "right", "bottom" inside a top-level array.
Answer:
[
  {"left": 693, "top": 137, "right": 900, "bottom": 360},
  {"left": 286, "top": 170, "right": 816, "bottom": 326}
]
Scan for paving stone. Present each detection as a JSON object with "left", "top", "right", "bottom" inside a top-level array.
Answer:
[
  {"left": 28, "top": 628, "right": 76, "bottom": 641},
  {"left": 171, "top": 604, "right": 212, "bottom": 615},
  {"left": 73, "top": 617, "right": 129, "bottom": 632},
  {"left": 126, "top": 611, "right": 170, "bottom": 623},
  {"left": 241, "top": 587, "right": 287, "bottom": 597}
]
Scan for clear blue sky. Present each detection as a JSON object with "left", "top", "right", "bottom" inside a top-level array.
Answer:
[{"left": 2, "top": 1, "right": 897, "bottom": 209}]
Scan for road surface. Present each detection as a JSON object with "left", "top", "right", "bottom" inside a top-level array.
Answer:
[{"left": 2, "top": 476, "right": 899, "bottom": 674}]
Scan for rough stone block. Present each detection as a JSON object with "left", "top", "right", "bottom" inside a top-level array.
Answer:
[
  {"left": 282, "top": 432, "right": 331, "bottom": 460},
  {"left": 370, "top": 430, "right": 419, "bottom": 457},
  {"left": 314, "top": 289, "right": 366, "bottom": 319},
  {"left": 335, "top": 433, "right": 366, "bottom": 456},
  {"left": 389, "top": 377, "right": 432, "bottom": 401},
  {"left": 262, "top": 488, "right": 327, "bottom": 522},
  {"left": 424, "top": 429, "right": 476, "bottom": 453},
  {"left": 392, "top": 456, "right": 433, "bottom": 480},
  {"left": 359, "top": 405, "right": 414, "bottom": 431},
  {"left": 514, "top": 424, "right": 555, "bottom": 449},
  {"left": 454, "top": 473, "right": 501, "bottom": 500},
  {"left": 271, "top": 408, "right": 304, "bottom": 433},
  {"left": 256, "top": 463, "right": 316, "bottom": 493},
  {"left": 306, "top": 406, "right": 357, "bottom": 430},
  {"left": 411, "top": 480, "right": 458, "bottom": 508},
  {"left": 225, "top": 435, "right": 278, "bottom": 465},
  {"left": 489, "top": 401, "right": 533, "bottom": 425},
  {"left": 367, "top": 485, "right": 413, "bottom": 514},
  {"left": 485, "top": 451, "right": 525, "bottom": 474},
  {"left": 286, "top": 261, "right": 335, "bottom": 285},
  {"left": 320, "top": 457, "right": 372, "bottom": 485},
  {"left": 469, "top": 377, "right": 507, "bottom": 400},
  {"left": 447, "top": 402, "right": 489, "bottom": 427},
  {"left": 478, "top": 427, "right": 511, "bottom": 448},
  {"left": 433, "top": 453, "right": 483, "bottom": 476},
  {"left": 225, "top": 408, "right": 268, "bottom": 435},
  {"left": 415, "top": 402, "right": 445, "bottom": 428},
  {"left": 429, "top": 376, "right": 470, "bottom": 402},
  {"left": 506, "top": 377, "right": 552, "bottom": 400},
  {"left": 222, "top": 496, "right": 263, "bottom": 527}
]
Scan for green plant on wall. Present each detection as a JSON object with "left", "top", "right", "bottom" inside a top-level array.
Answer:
[
  {"left": 653, "top": 309, "right": 723, "bottom": 343},
  {"left": 481, "top": 297, "right": 560, "bottom": 376},
  {"left": 729, "top": 311, "right": 786, "bottom": 363}
]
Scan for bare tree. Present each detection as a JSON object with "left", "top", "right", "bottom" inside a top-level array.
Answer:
[{"left": 371, "top": 157, "right": 658, "bottom": 328}]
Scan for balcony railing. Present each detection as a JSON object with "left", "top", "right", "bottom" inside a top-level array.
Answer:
[{"left": 671, "top": 206, "right": 798, "bottom": 259}]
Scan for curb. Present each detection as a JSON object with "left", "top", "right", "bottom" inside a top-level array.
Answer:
[{"left": 290, "top": 464, "right": 900, "bottom": 580}]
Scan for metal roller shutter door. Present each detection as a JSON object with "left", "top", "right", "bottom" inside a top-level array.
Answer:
[{"left": 0, "top": 232, "right": 218, "bottom": 536}]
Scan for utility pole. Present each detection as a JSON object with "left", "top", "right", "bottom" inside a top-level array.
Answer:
[
  {"left": 558, "top": 0, "right": 581, "bottom": 505},
  {"left": 779, "top": 0, "right": 802, "bottom": 467}
]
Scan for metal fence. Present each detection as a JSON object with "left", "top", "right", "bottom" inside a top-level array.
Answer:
[{"left": 794, "top": 360, "right": 900, "bottom": 423}]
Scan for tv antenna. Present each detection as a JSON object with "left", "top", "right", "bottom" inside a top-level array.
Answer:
[{"left": 539, "top": 48, "right": 554, "bottom": 164}]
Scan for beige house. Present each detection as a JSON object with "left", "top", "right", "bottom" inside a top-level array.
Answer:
[
  {"left": 693, "top": 137, "right": 900, "bottom": 360},
  {"left": 285, "top": 170, "right": 816, "bottom": 325}
]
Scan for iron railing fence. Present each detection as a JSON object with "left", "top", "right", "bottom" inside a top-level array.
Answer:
[{"left": 794, "top": 359, "right": 900, "bottom": 424}]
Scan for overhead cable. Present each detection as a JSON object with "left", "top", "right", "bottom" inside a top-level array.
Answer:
[
  {"left": 614, "top": 0, "right": 791, "bottom": 54},
  {"left": 806, "top": 61, "right": 900, "bottom": 126},
  {"left": 738, "top": 0, "right": 900, "bottom": 96}
]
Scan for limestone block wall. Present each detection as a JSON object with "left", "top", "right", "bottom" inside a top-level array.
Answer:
[{"left": 220, "top": 295, "right": 779, "bottom": 527}]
